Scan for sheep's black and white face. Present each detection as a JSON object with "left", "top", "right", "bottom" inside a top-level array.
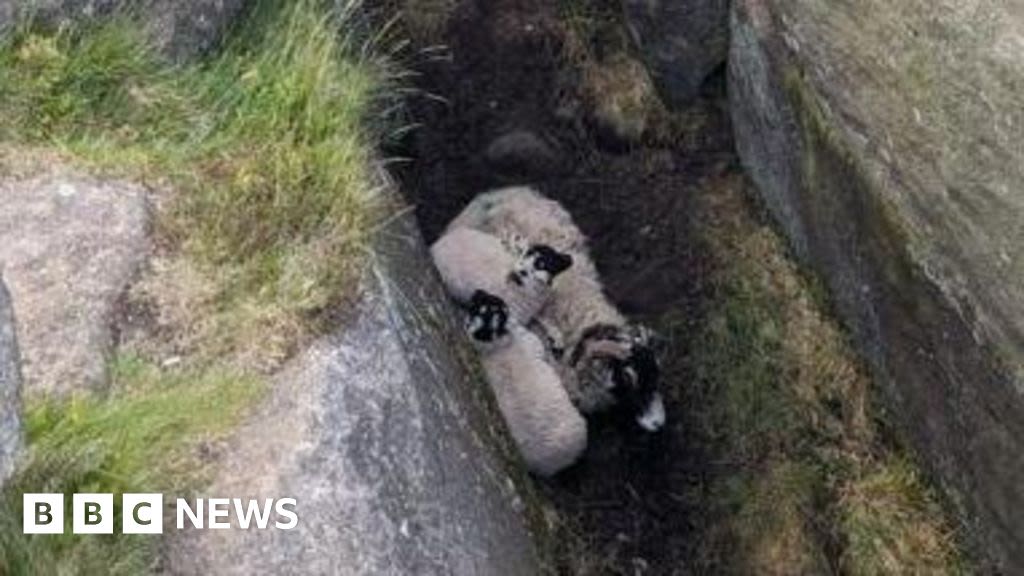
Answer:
[
  {"left": 610, "top": 345, "right": 665, "bottom": 433},
  {"left": 511, "top": 244, "right": 573, "bottom": 286},
  {"left": 575, "top": 323, "right": 666, "bottom": 432},
  {"left": 466, "top": 290, "right": 509, "bottom": 343}
]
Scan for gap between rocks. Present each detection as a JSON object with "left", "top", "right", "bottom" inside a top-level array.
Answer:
[
  {"left": 386, "top": 0, "right": 965, "bottom": 573},
  {"left": 390, "top": 0, "right": 731, "bottom": 572}
]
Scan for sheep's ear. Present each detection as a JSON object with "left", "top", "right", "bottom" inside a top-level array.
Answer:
[{"left": 549, "top": 251, "right": 573, "bottom": 275}]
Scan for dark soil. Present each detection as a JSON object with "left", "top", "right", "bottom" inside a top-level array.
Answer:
[{"left": 388, "top": 0, "right": 740, "bottom": 573}]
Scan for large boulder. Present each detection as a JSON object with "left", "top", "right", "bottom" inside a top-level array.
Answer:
[
  {"left": 728, "top": 0, "right": 1024, "bottom": 570},
  {"left": 0, "top": 276, "right": 22, "bottom": 489},
  {"left": 0, "top": 170, "right": 149, "bottom": 397},
  {"left": 0, "top": 0, "right": 249, "bottom": 61},
  {"left": 165, "top": 186, "right": 545, "bottom": 575},
  {"left": 623, "top": 0, "right": 730, "bottom": 105}
]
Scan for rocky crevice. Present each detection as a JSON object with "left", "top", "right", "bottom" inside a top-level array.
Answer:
[
  {"left": 728, "top": 1, "right": 1024, "bottom": 570},
  {"left": 391, "top": 0, "right": 975, "bottom": 573},
  {"left": 0, "top": 0, "right": 1008, "bottom": 572}
]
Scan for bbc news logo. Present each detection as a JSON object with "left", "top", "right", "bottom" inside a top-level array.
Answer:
[{"left": 23, "top": 494, "right": 298, "bottom": 534}]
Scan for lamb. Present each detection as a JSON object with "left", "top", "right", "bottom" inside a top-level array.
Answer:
[
  {"left": 448, "top": 185, "right": 666, "bottom": 432},
  {"left": 430, "top": 226, "right": 572, "bottom": 324},
  {"left": 465, "top": 290, "right": 587, "bottom": 476}
]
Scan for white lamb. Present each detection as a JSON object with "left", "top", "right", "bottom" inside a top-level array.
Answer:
[
  {"left": 430, "top": 226, "right": 572, "bottom": 324},
  {"left": 465, "top": 290, "right": 588, "bottom": 476},
  {"left": 448, "top": 186, "right": 666, "bottom": 432}
]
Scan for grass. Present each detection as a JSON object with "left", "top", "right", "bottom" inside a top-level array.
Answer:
[
  {"left": 0, "top": 1, "right": 394, "bottom": 574},
  {"left": 0, "top": 0, "right": 394, "bottom": 365},
  {"left": 0, "top": 356, "right": 263, "bottom": 575},
  {"left": 687, "top": 176, "right": 966, "bottom": 574},
  {"left": 840, "top": 460, "right": 967, "bottom": 575},
  {"left": 556, "top": 0, "right": 712, "bottom": 147}
]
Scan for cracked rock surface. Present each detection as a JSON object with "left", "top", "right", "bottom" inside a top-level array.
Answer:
[{"left": 0, "top": 171, "right": 149, "bottom": 396}]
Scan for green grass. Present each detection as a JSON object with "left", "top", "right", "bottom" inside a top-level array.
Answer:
[
  {"left": 1, "top": 0, "right": 393, "bottom": 362},
  {"left": 0, "top": 356, "right": 263, "bottom": 575},
  {"left": 684, "top": 241, "right": 833, "bottom": 573},
  {"left": 0, "top": 2, "right": 394, "bottom": 574},
  {"left": 682, "top": 178, "right": 966, "bottom": 574}
]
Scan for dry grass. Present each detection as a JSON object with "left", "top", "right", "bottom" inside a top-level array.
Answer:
[{"left": 840, "top": 460, "right": 967, "bottom": 575}]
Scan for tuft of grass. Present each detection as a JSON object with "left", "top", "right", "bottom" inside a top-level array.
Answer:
[
  {"left": 726, "top": 462, "right": 830, "bottom": 575},
  {"left": 0, "top": 22, "right": 185, "bottom": 144},
  {"left": 557, "top": 0, "right": 700, "bottom": 146},
  {"left": 0, "top": 0, "right": 395, "bottom": 365},
  {"left": 840, "top": 459, "right": 968, "bottom": 575},
  {"left": 0, "top": 356, "right": 263, "bottom": 576}
]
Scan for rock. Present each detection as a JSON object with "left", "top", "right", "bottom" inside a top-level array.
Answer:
[
  {"left": 583, "top": 53, "right": 664, "bottom": 145},
  {"left": 623, "top": 0, "right": 729, "bottom": 105},
  {"left": 0, "top": 0, "right": 249, "bottom": 62},
  {"left": 0, "top": 170, "right": 150, "bottom": 397},
  {"left": 145, "top": 0, "right": 249, "bottom": 62},
  {"left": 0, "top": 1, "right": 10, "bottom": 35},
  {"left": 0, "top": 276, "right": 22, "bottom": 489},
  {"left": 485, "top": 129, "right": 566, "bottom": 178},
  {"left": 729, "top": 0, "right": 1024, "bottom": 570},
  {"left": 165, "top": 182, "right": 545, "bottom": 575}
]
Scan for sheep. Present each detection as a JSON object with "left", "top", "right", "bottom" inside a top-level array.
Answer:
[
  {"left": 465, "top": 290, "right": 588, "bottom": 477},
  {"left": 448, "top": 185, "right": 666, "bottom": 432},
  {"left": 430, "top": 226, "right": 572, "bottom": 324}
]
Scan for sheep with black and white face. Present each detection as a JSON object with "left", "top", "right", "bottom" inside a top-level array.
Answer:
[
  {"left": 465, "top": 290, "right": 587, "bottom": 477},
  {"left": 448, "top": 185, "right": 666, "bottom": 433}
]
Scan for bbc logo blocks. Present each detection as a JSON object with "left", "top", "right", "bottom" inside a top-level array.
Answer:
[
  {"left": 24, "top": 493, "right": 163, "bottom": 535},
  {"left": 72, "top": 493, "right": 114, "bottom": 534},
  {"left": 123, "top": 493, "right": 164, "bottom": 534},
  {"left": 22, "top": 494, "right": 63, "bottom": 534}
]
